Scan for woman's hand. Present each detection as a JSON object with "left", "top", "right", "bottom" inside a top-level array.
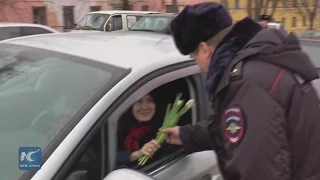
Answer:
[
  {"left": 129, "top": 140, "right": 160, "bottom": 162},
  {"left": 140, "top": 140, "right": 161, "bottom": 157}
]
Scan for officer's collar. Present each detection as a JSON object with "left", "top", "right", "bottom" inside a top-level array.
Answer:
[{"left": 214, "top": 46, "right": 264, "bottom": 95}]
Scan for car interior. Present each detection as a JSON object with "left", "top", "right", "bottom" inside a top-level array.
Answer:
[
  {"left": 116, "top": 77, "right": 192, "bottom": 169},
  {"left": 63, "top": 77, "right": 193, "bottom": 180}
]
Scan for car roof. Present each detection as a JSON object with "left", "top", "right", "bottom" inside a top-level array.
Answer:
[
  {"left": 0, "top": 22, "right": 59, "bottom": 32},
  {"left": 88, "top": 10, "right": 160, "bottom": 15},
  {"left": 142, "top": 13, "right": 178, "bottom": 17},
  {"left": 1, "top": 31, "right": 189, "bottom": 70}
]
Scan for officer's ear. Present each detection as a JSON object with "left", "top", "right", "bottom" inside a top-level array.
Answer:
[{"left": 198, "top": 42, "right": 214, "bottom": 59}]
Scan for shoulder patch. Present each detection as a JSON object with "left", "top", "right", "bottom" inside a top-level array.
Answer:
[{"left": 223, "top": 105, "right": 245, "bottom": 144}]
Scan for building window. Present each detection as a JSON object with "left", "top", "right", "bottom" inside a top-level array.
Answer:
[
  {"left": 281, "top": 17, "right": 286, "bottom": 27},
  {"left": 141, "top": 5, "right": 149, "bottom": 11},
  {"left": 234, "top": 0, "right": 240, "bottom": 9},
  {"left": 166, "top": 5, "right": 174, "bottom": 12},
  {"left": 32, "top": 7, "right": 46, "bottom": 25},
  {"left": 292, "top": 17, "right": 297, "bottom": 27},
  {"left": 90, "top": 6, "right": 101, "bottom": 12},
  {"left": 302, "top": 16, "right": 307, "bottom": 26},
  {"left": 63, "top": 6, "right": 74, "bottom": 30},
  {"left": 293, "top": 0, "right": 297, "bottom": 7},
  {"left": 282, "top": 0, "right": 286, "bottom": 7}
]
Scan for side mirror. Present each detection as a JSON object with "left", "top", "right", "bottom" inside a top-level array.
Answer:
[
  {"left": 103, "top": 169, "right": 156, "bottom": 180},
  {"left": 65, "top": 170, "right": 88, "bottom": 180},
  {"left": 106, "top": 24, "right": 112, "bottom": 32}
]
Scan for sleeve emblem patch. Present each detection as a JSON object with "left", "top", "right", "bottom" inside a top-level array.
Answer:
[{"left": 224, "top": 106, "right": 245, "bottom": 144}]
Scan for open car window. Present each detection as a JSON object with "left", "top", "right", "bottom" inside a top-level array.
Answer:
[{"left": 115, "top": 77, "right": 193, "bottom": 170}]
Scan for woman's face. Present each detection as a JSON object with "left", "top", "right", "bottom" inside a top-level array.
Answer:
[{"left": 132, "top": 94, "right": 156, "bottom": 122}]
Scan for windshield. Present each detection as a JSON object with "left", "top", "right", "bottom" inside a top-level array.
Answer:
[
  {"left": 130, "top": 16, "right": 173, "bottom": 32},
  {"left": 298, "top": 31, "right": 320, "bottom": 38},
  {"left": 0, "top": 44, "right": 127, "bottom": 180},
  {"left": 75, "top": 13, "right": 110, "bottom": 30},
  {"left": 301, "top": 44, "right": 320, "bottom": 68}
]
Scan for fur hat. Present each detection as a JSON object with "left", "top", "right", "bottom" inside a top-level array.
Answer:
[{"left": 170, "top": 2, "right": 232, "bottom": 55}]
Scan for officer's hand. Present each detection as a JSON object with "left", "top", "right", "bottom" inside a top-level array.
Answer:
[{"left": 160, "top": 126, "right": 183, "bottom": 145}]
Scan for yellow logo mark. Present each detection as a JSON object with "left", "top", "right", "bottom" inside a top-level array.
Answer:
[{"left": 226, "top": 122, "right": 241, "bottom": 134}]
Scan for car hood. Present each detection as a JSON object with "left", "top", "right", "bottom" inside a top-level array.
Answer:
[{"left": 70, "top": 29, "right": 101, "bottom": 33}]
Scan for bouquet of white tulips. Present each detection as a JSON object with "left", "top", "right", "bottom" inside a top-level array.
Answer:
[{"left": 138, "top": 93, "right": 195, "bottom": 166}]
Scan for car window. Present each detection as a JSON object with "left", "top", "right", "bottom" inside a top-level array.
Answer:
[
  {"left": 112, "top": 15, "right": 123, "bottom": 31},
  {"left": 301, "top": 43, "right": 320, "bottom": 95},
  {"left": 75, "top": 13, "right": 110, "bottom": 31},
  {"left": 301, "top": 44, "right": 320, "bottom": 68},
  {"left": 115, "top": 77, "right": 192, "bottom": 169},
  {"left": 62, "top": 127, "right": 108, "bottom": 180},
  {"left": 131, "top": 16, "right": 173, "bottom": 31},
  {"left": 126, "top": 15, "right": 142, "bottom": 29},
  {"left": 21, "top": 26, "right": 54, "bottom": 36},
  {"left": 0, "top": 27, "right": 21, "bottom": 41},
  {"left": 0, "top": 44, "right": 127, "bottom": 180}
]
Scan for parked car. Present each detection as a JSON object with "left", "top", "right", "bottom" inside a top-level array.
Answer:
[
  {"left": 129, "top": 13, "right": 177, "bottom": 34},
  {"left": 267, "top": 22, "right": 283, "bottom": 29},
  {"left": 71, "top": 10, "right": 160, "bottom": 33},
  {"left": 0, "top": 31, "right": 221, "bottom": 180},
  {"left": 299, "top": 38, "right": 320, "bottom": 95},
  {"left": 0, "top": 22, "right": 59, "bottom": 41},
  {"left": 298, "top": 30, "right": 320, "bottom": 38}
]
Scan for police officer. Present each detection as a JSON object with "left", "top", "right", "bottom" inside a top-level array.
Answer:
[
  {"left": 160, "top": 2, "right": 320, "bottom": 180},
  {"left": 258, "top": 14, "right": 272, "bottom": 28}
]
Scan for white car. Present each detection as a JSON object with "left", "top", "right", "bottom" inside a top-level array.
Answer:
[
  {"left": 71, "top": 10, "right": 160, "bottom": 33},
  {"left": 300, "top": 39, "right": 320, "bottom": 97},
  {"left": 0, "top": 22, "right": 59, "bottom": 41},
  {"left": 0, "top": 31, "right": 221, "bottom": 180}
]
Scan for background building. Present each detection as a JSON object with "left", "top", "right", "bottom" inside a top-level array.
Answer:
[
  {"left": 131, "top": 0, "right": 320, "bottom": 34},
  {"left": 0, "top": 0, "right": 109, "bottom": 31},
  {"left": 0, "top": 0, "right": 319, "bottom": 33}
]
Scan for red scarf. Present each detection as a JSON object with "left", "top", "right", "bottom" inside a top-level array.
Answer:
[{"left": 125, "top": 125, "right": 152, "bottom": 151}]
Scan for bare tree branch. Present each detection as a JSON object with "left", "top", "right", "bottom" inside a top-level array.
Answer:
[
  {"left": 246, "top": 0, "right": 253, "bottom": 18},
  {"left": 118, "top": 0, "right": 147, "bottom": 10},
  {"left": 296, "top": 0, "right": 320, "bottom": 30},
  {"left": 221, "top": 0, "right": 229, "bottom": 11},
  {"left": 246, "top": 0, "right": 280, "bottom": 20},
  {"left": 270, "top": 0, "right": 280, "bottom": 17}
]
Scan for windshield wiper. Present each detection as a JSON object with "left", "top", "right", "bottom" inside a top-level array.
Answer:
[
  {"left": 75, "top": 25, "right": 98, "bottom": 31},
  {"left": 74, "top": 25, "right": 83, "bottom": 30},
  {"left": 129, "top": 29, "right": 156, "bottom": 32}
]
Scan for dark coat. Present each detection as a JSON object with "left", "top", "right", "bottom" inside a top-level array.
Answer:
[{"left": 179, "top": 18, "right": 320, "bottom": 180}]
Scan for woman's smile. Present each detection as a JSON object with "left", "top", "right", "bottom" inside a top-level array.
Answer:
[
  {"left": 132, "top": 94, "right": 156, "bottom": 122},
  {"left": 139, "top": 110, "right": 153, "bottom": 116}
]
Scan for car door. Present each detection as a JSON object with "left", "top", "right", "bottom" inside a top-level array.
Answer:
[{"left": 106, "top": 61, "right": 222, "bottom": 180}]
